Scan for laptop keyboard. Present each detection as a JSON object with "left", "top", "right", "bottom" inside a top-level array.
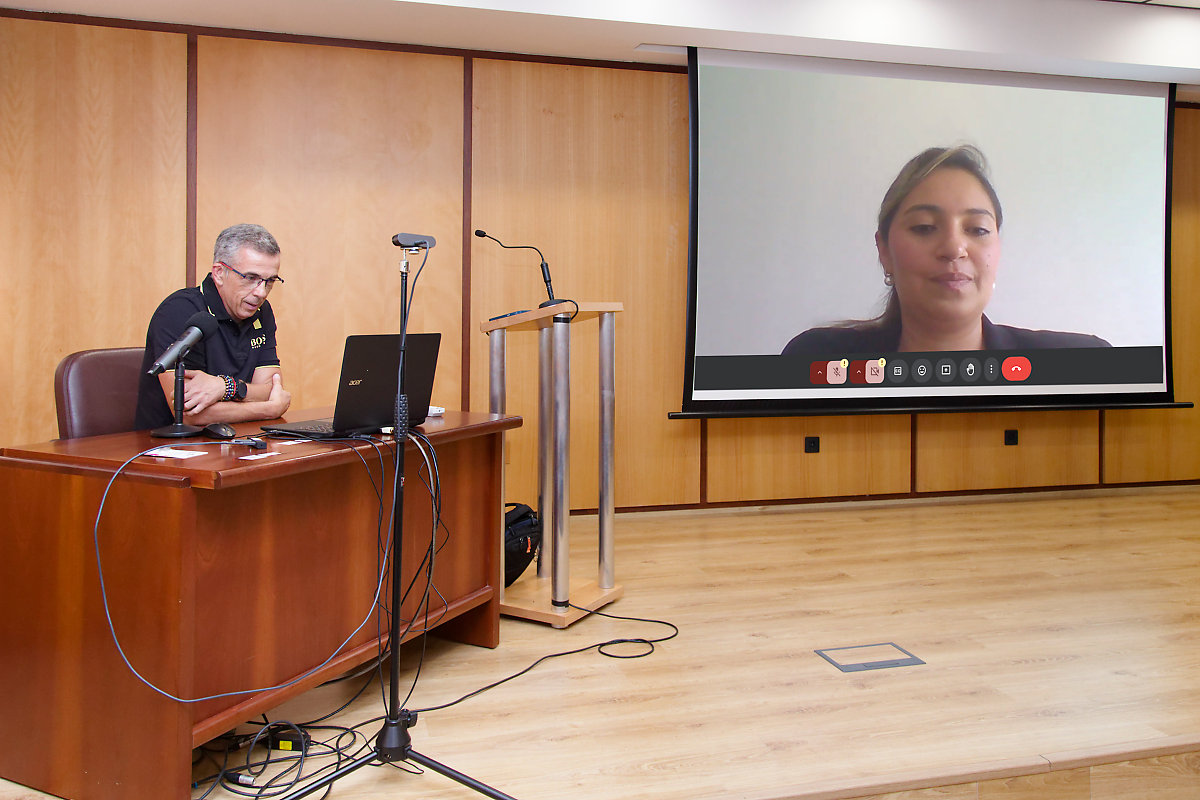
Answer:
[{"left": 281, "top": 419, "right": 335, "bottom": 435}]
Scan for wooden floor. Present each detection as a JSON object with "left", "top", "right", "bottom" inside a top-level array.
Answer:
[{"left": 5, "top": 486, "right": 1200, "bottom": 800}]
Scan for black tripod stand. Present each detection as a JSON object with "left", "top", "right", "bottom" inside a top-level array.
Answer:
[{"left": 280, "top": 242, "right": 516, "bottom": 800}]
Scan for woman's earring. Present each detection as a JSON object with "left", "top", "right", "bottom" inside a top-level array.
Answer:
[{"left": 883, "top": 273, "right": 895, "bottom": 286}]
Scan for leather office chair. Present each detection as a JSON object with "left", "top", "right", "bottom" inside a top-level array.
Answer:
[{"left": 53, "top": 346, "right": 145, "bottom": 439}]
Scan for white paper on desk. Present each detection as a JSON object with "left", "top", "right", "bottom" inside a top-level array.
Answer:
[
  {"left": 239, "top": 451, "right": 282, "bottom": 461},
  {"left": 146, "top": 447, "right": 206, "bottom": 459}
]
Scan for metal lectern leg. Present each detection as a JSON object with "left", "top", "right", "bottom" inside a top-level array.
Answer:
[
  {"left": 551, "top": 314, "right": 571, "bottom": 610},
  {"left": 488, "top": 328, "right": 506, "bottom": 416},
  {"left": 537, "top": 325, "right": 553, "bottom": 579},
  {"left": 598, "top": 311, "right": 616, "bottom": 590},
  {"left": 488, "top": 328, "right": 506, "bottom": 603}
]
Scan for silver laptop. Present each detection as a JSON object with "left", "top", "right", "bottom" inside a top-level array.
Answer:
[{"left": 261, "top": 333, "right": 440, "bottom": 438}]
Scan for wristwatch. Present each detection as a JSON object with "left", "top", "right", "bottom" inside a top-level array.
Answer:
[{"left": 233, "top": 378, "right": 248, "bottom": 401}]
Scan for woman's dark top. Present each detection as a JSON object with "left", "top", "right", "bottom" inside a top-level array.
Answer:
[{"left": 781, "top": 315, "right": 1111, "bottom": 356}]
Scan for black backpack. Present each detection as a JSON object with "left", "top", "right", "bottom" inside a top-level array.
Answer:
[{"left": 503, "top": 502, "right": 542, "bottom": 587}]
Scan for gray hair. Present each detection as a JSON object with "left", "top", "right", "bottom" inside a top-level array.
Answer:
[
  {"left": 213, "top": 224, "right": 280, "bottom": 266},
  {"left": 877, "top": 144, "right": 1003, "bottom": 243}
]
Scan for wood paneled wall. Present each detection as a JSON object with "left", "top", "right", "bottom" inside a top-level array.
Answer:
[
  {"left": 915, "top": 410, "right": 1100, "bottom": 493},
  {"left": 2, "top": 13, "right": 1198, "bottom": 508},
  {"left": 469, "top": 59, "right": 696, "bottom": 509},
  {"left": 1104, "top": 106, "right": 1200, "bottom": 483},
  {"left": 706, "top": 415, "right": 911, "bottom": 502},
  {"left": 0, "top": 18, "right": 186, "bottom": 444},
  {"left": 195, "top": 37, "right": 465, "bottom": 413}
]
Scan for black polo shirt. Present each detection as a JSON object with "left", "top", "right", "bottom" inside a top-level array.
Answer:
[{"left": 134, "top": 274, "right": 280, "bottom": 429}]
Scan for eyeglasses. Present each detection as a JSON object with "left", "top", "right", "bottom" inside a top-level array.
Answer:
[{"left": 218, "top": 261, "right": 285, "bottom": 291}]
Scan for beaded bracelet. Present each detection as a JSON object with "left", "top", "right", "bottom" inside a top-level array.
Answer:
[{"left": 221, "top": 374, "right": 236, "bottom": 402}]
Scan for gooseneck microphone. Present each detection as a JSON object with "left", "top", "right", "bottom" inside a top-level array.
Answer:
[
  {"left": 392, "top": 233, "right": 436, "bottom": 249},
  {"left": 148, "top": 312, "right": 219, "bottom": 375},
  {"left": 474, "top": 229, "right": 566, "bottom": 308}
]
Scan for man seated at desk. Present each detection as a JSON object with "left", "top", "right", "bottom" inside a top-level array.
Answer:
[{"left": 135, "top": 223, "right": 293, "bottom": 429}]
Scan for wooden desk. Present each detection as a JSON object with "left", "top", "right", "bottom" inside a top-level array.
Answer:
[{"left": 0, "top": 410, "right": 521, "bottom": 800}]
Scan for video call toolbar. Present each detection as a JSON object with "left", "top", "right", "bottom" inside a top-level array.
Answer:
[
  {"left": 810, "top": 356, "right": 1032, "bottom": 385},
  {"left": 690, "top": 346, "right": 1164, "bottom": 393}
]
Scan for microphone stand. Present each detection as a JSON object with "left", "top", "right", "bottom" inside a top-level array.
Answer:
[
  {"left": 150, "top": 350, "right": 203, "bottom": 438},
  {"left": 279, "top": 249, "right": 517, "bottom": 800},
  {"left": 536, "top": 258, "right": 568, "bottom": 309}
]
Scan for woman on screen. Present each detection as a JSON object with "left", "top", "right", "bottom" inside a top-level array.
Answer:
[{"left": 782, "top": 144, "right": 1110, "bottom": 354}]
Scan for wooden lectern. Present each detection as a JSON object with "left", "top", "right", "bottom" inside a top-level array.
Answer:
[{"left": 482, "top": 302, "right": 624, "bottom": 627}]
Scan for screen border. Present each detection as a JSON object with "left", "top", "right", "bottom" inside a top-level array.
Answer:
[{"left": 678, "top": 46, "right": 1179, "bottom": 419}]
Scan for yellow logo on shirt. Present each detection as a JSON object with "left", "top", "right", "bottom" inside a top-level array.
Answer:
[{"left": 250, "top": 335, "right": 266, "bottom": 349}]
